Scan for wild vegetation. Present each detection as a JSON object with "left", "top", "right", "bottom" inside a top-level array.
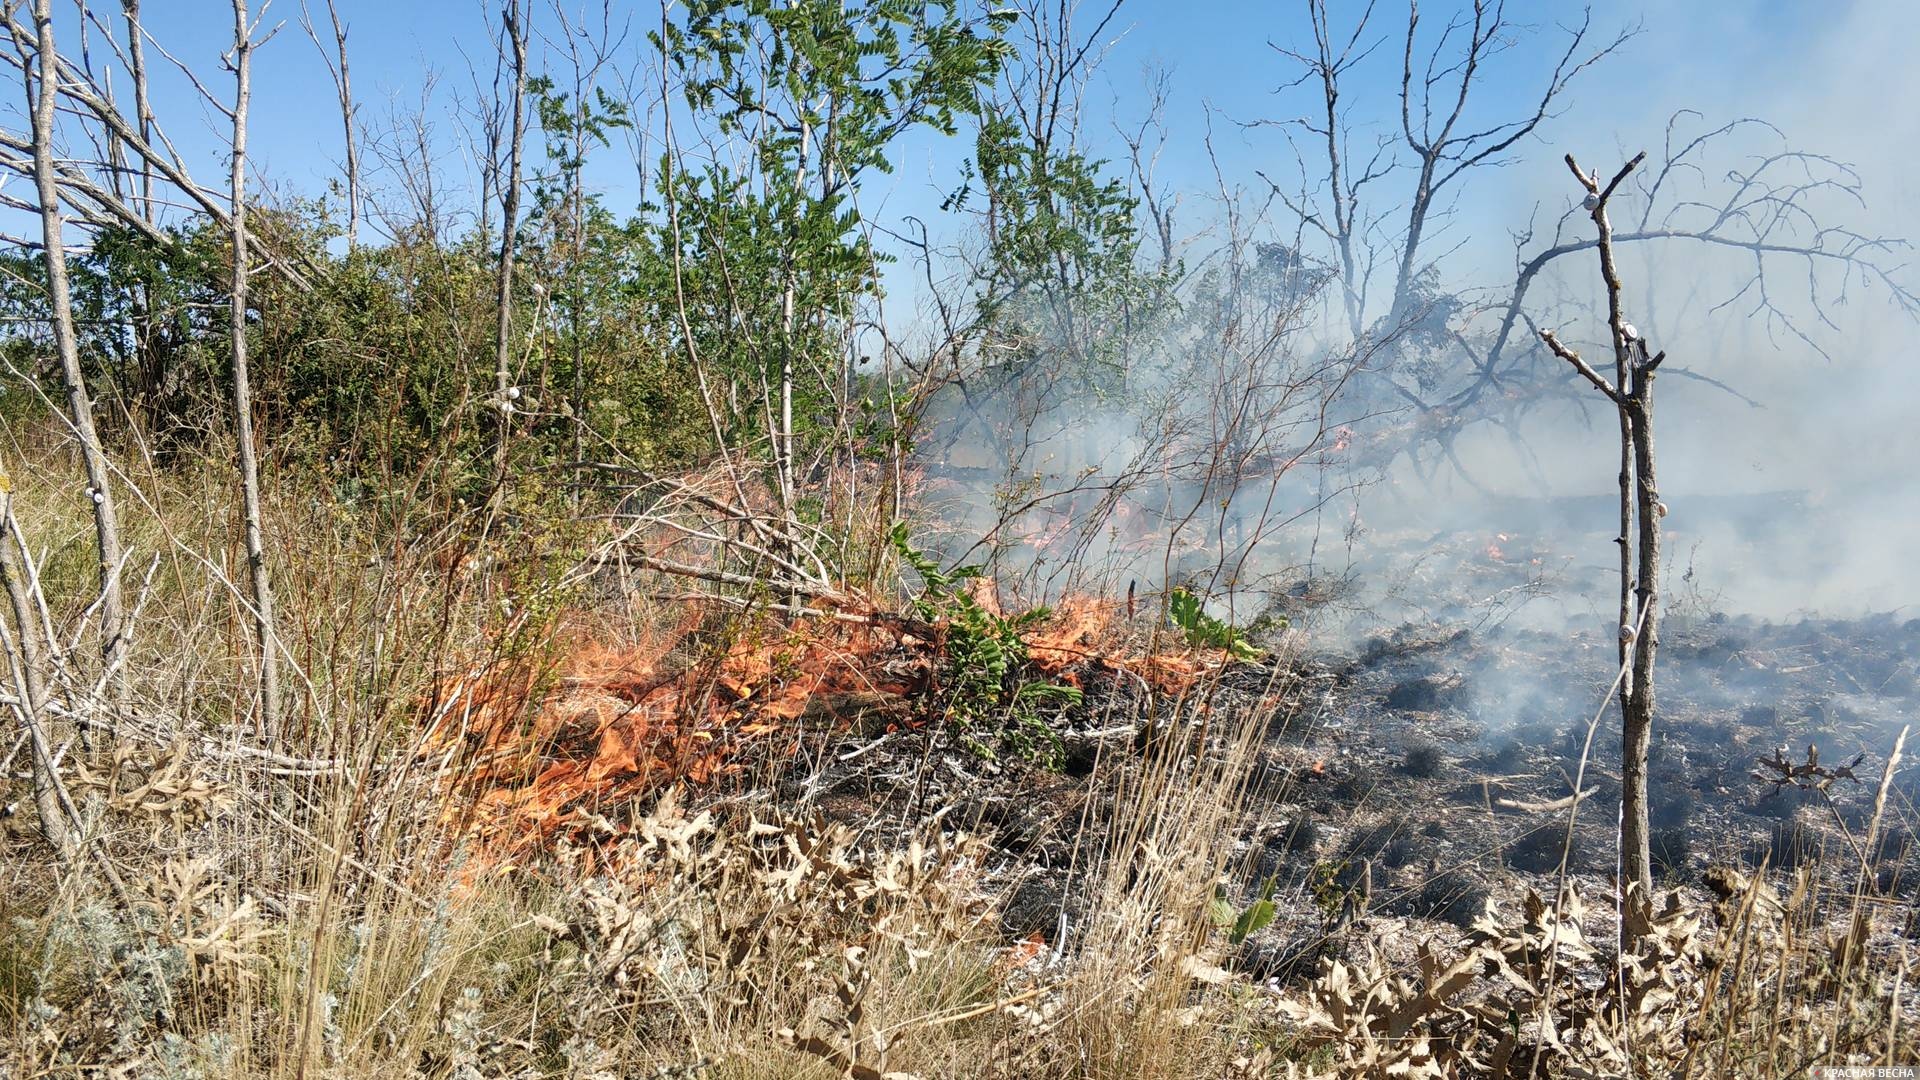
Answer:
[{"left": 0, "top": 0, "right": 1915, "bottom": 1076}]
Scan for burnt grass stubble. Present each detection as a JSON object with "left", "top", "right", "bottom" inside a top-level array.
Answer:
[{"left": 771, "top": 578, "right": 1920, "bottom": 992}]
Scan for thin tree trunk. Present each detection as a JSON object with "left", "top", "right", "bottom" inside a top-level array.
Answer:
[
  {"left": 121, "top": 0, "right": 153, "bottom": 220},
  {"left": 1588, "top": 158, "right": 1656, "bottom": 908},
  {"left": 119, "top": 0, "right": 162, "bottom": 428},
  {"left": 92, "top": 19, "right": 130, "bottom": 209},
  {"left": 229, "top": 0, "right": 281, "bottom": 735},
  {"left": 26, "top": 0, "right": 126, "bottom": 685},
  {"left": 307, "top": 0, "right": 358, "bottom": 249},
  {"left": 564, "top": 31, "right": 588, "bottom": 505},
  {"left": 1308, "top": 29, "right": 1363, "bottom": 339},
  {"left": 0, "top": 474, "right": 74, "bottom": 854},
  {"left": 775, "top": 102, "right": 811, "bottom": 552},
  {"left": 1389, "top": 171, "right": 1433, "bottom": 326},
  {"left": 330, "top": 2, "right": 357, "bottom": 249},
  {"left": 491, "top": 0, "right": 528, "bottom": 478},
  {"left": 1621, "top": 383, "right": 1660, "bottom": 916},
  {"left": 1540, "top": 151, "right": 1660, "bottom": 942}
]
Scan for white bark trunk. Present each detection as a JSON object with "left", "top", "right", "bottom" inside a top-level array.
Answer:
[
  {"left": 230, "top": 0, "right": 281, "bottom": 734},
  {"left": 27, "top": 0, "right": 126, "bottom": 686},
  {"left": 491, "top": 0, "right": 528, "bottom": 478}
]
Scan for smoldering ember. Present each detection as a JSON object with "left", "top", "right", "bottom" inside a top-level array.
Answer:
[{"left": 0, "top": 0, "right": 1916, "bottom": 1077}]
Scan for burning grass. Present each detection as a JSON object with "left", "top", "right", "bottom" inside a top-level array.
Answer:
[
  {"left": 5, "top": 552, "right": 1915, "bottom": 1078},
  {"left": 426, "top": 609, "right": 930, "bottom": 857},
  {"left": 424, "top": 588, "right": 1235, "bottom": 861},
  {"left": 1023, "top": 594, "right": 1228, "bottom": 695}
]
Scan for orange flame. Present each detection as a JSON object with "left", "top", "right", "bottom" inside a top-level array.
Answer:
[
  {"left": 435, "top": 585, "right": 1234, "bottom": 860},
  {"left": 428, "top": 610, "right": 927, "bottom": 857},
  {"left": 1025, "top": 596, "right": 1118, "bottom": 674}
]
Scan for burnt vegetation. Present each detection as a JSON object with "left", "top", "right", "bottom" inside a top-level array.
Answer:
[{"left": 0, "top": 0, "right": 1916, "bottom": 1077}]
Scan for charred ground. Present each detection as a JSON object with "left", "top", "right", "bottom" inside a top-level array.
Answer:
[{"left": 774, "top": 591, "right": 1918, "bottom": 971}]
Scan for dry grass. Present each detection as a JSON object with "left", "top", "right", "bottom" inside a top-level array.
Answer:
[{"left": 0, "top": 425, "right": 1914, "bottom": 1079}]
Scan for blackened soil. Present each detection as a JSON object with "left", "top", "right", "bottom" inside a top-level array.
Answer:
[{"left": 769, "top": 606, "right": 1919, "bottom": 982}]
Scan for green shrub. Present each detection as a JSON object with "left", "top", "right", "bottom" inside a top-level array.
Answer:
[
  {"left": 891, "top": 523, "right": 1077, "bottom": 763},
  {"left": 1167, "top": 586, "right": 1265, "bottom": 661}
]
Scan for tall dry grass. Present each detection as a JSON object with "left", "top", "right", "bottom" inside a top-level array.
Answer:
[
  {"left": 0, "top": 419, "right": 1287, "bottom": 1079},
  {"left": 0, "top": 418, "right": 1913, "bottom": 1078}
]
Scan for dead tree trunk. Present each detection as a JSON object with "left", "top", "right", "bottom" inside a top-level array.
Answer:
[
  {"left": 0, "top": 468, "right": 74, "bottom": 854},
  {"left": 1623, "top": 342, "right": 1660, "bottom": 918},
  {"left": 117, "top": 0, "right": 164, "bottom": 429},
  {"left": 491, "top": 0, "right": 528, "bottom": 479},
  {"left": 25, "top": 0, "right": 126, "bottom": 685},
  {"left": 303, "top": 0, "right": 358, "bottom": 249},
  {"left": 121, "top": 0, "right": 153, "bottom": 219},
  {"left": 1539, "top": 150, "right": 1665, "bottom": 939},
  {"left": 228, "top": 0, "right": 281, "bottom": 735}
]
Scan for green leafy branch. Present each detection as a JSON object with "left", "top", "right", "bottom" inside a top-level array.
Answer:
[
  {"left": 1167, "top": 587, "right": 1265, "bottom": 662},
  {"left": 1211, "top": 875, "right": 1279, "bottom": 946},
  {"left": 890, "top": 523, "right": 1076, "bottom": 763}
]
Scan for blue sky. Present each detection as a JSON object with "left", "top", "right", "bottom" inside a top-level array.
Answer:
[
  {"left": 10, "top": 0, "right": 1915, "bottom": 363},
  {"left": 24, "top": 0, "right": 1897, "bottom": 258}
]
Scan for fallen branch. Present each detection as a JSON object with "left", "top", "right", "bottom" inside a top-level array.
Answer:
[{"left": 1496, "top": 787, "right": 1597, "bottom": 814}]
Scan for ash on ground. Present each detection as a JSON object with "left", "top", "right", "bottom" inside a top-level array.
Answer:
[{"left": 779, "top": 596, "right": 1919, "bottom": 986}]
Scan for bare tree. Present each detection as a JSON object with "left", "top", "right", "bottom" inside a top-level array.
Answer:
[
  {"left": 1261, "top": 2, "right": 1917, "bottom": 492},
  {"left": 227, "top": 0, "right": 281, "bottom": 734},
  {"left": 113, "top": 0, "right": 163, "bottom": 420},
  {"left": 1390, "top": 1, "right": 1624, "bottom": 324},
  {"left": 301, "top": 0, "right": 359, "bottom": 249},
  {"left": 365, "top": 71, "right": 453, "bottom": 245},
  {"left": 0, "top": 463, "right": 74, "bottom": 853},
  {"left": 115, "top": 0, "right": 154, "bottom": 220},
  {"left": 1263, "top": 0, "right": 1393, "bottom": 340},
  {"left": 18, "top": 0, "right": 127, "bottom": 684},
  {"left": 491, "top": 0, "right": 529, "bottom": 477},
  {"left": 1262, "top": 0, "right": 1625, "bottom": 344},
  {"left": 1537, "top": 151, "right": 1662, "bottom": 931},
  {"left": 0, "top": 9, "right": 320, "bottom": 291}
]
